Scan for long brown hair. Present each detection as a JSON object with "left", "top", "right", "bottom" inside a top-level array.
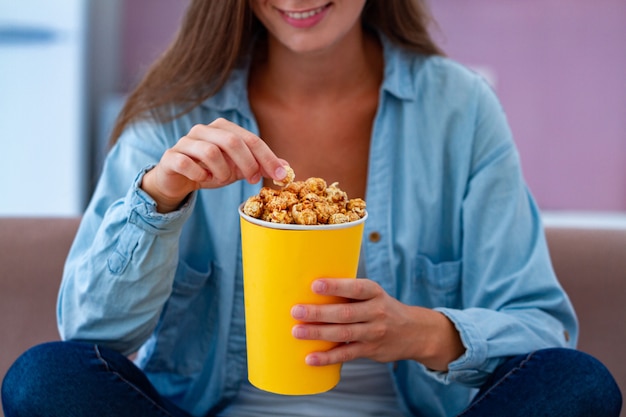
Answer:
[{"left": 109, "top": 0, "right": 444, "bottom": 144}]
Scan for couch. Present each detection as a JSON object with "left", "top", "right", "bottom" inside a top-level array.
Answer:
[{"left": 1, "top": 216, "right": 624, "bottom": 415}]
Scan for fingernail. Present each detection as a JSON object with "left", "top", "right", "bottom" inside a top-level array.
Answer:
[
  {"left": 305, "top": 354, "right": 321, "bottom": 366},
  {"left": 312, "top": 280, "right": 327, "bottom": 293},
  {"left": 291, "top": 305, "right": 306, "bottom": 319},
  {"left": 275, "top": 166, "right": 286, "bottom": 179},
  {"left": 292, "top": 325, "right": 307, "bottom": 339}
]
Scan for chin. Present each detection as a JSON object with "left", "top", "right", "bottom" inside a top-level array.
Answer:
[{"left": 281, "top": 33, "right": 340, "bottom": 55}]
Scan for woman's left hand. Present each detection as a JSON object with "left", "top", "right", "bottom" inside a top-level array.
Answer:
[{"left": 291, "top": 278, "right": 466, "bottom": 371}]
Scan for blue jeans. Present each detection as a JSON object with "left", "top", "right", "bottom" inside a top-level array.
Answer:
[{"left": 2, "top": 342, "right": 622, "bottom": 417}]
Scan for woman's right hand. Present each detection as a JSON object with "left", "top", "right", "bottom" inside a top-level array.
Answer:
[{"left": 141, "top": 118, "right": 288, "bottom": 213}]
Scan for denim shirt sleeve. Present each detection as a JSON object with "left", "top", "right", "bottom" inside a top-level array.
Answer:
[
  {"left": 421, "top": 78, "right": 578, "bottom": 387},
  {"left": 57, "top": 120, "right": 195, "bottom": 355}
]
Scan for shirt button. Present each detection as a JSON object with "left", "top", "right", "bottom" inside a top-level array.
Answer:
[
  {"left": 564, "top": 330, "right": 570, "bottom": 342},
  {"left": 369, "top": 231, "right": 381, "bottom": 243}
]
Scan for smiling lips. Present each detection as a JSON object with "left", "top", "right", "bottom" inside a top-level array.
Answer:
[{"left": 281, "top": 4, "right": 328, "bottom": 20}]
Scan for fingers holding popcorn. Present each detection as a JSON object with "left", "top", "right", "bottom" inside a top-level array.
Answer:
[
  {"left": 142, "top": 118, "right": 289, "bottom": 213},
  {"left": 197, "top": 119, "right": 288, "bottom": 184}
]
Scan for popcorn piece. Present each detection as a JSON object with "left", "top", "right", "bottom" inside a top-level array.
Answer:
[
  {"left": 284, "top": 180, "right": 305, "bottom": 195},
  {"left": 346, "top": 211, "right": 361, "bottom": 222},
  {"left": 292, "top": 203, "right": 318, "bottom": 225},
  {"left": 265, "top": 192, "right": 291, "bottom": 212},
  {"left": 243, "top": 195, "right": 263, "bottom": 218},
  {"left": 326, "top": 182, "right": 348, "bottom": 203},
  {"left": 301, "top": 192, "right": 321, "bottom": 204},
  {"left": 279, "top": 190, "right": 299, "bottom": 208},
  {"left": 325, "top": 182, "right": 348, "bottom": 211},
  {"left": 259, "top": 186, "right": 279, "bottom": 202},
  {"left": 329, "top": 213, "right": 350, "bottom": 224},
  {"left": 314, "top": 200, "right": 339, "bottom": 224},
  {"left": 347, "top": 198, "right": 367, "bottom": 218},
  {"left": 302, "top": 177, "right": 327, "bottom": 196},
  {"left": 263, "top": 209, "right": 292, "bottom": 224},
  {"left": 273, "top": 166, "right": 295, "bottom": 187}
]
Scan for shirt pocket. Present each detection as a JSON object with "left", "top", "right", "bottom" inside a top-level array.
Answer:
[
  {"left": 411, "top": 254, "right": 462, "bottom": 309},
  {"left": 142, "top": 259, "right": 217, "bottom": 376}
]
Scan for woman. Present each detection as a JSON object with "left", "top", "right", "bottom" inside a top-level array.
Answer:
[{"left": 2, "top": 1, "right": 621, "bottom": 416}]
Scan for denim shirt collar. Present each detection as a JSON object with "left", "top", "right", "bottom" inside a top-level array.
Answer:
[{"left": 199, "top": 60, "right": 254, "bottom": 118}]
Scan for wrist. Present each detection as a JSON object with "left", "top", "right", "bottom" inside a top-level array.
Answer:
[
  {"left": 140, "top": 169, "right": 187, "bottom": 213},
  {"left": 408, "top": 307, "right": 465, "bottom": 371}
]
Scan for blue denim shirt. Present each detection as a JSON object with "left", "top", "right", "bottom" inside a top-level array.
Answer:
[{"left": 58, "top": 36, "right": 577, "bottom": 417}]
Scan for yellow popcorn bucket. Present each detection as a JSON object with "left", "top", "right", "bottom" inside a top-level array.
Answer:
[{"left": 239, "top": 205, "right": 367, "bottom": 395}]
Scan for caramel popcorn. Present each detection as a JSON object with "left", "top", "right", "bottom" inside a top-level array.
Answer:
[{"left": 243, "top": 169, "right": 366, "bottom": 225}]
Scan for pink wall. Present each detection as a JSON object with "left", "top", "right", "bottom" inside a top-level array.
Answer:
[
  {"left": 122, "top": 0, "right": 626, "bottom": 211},
  {"left": 430, "top": 0, "right": 626, "bottom": 211}
]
